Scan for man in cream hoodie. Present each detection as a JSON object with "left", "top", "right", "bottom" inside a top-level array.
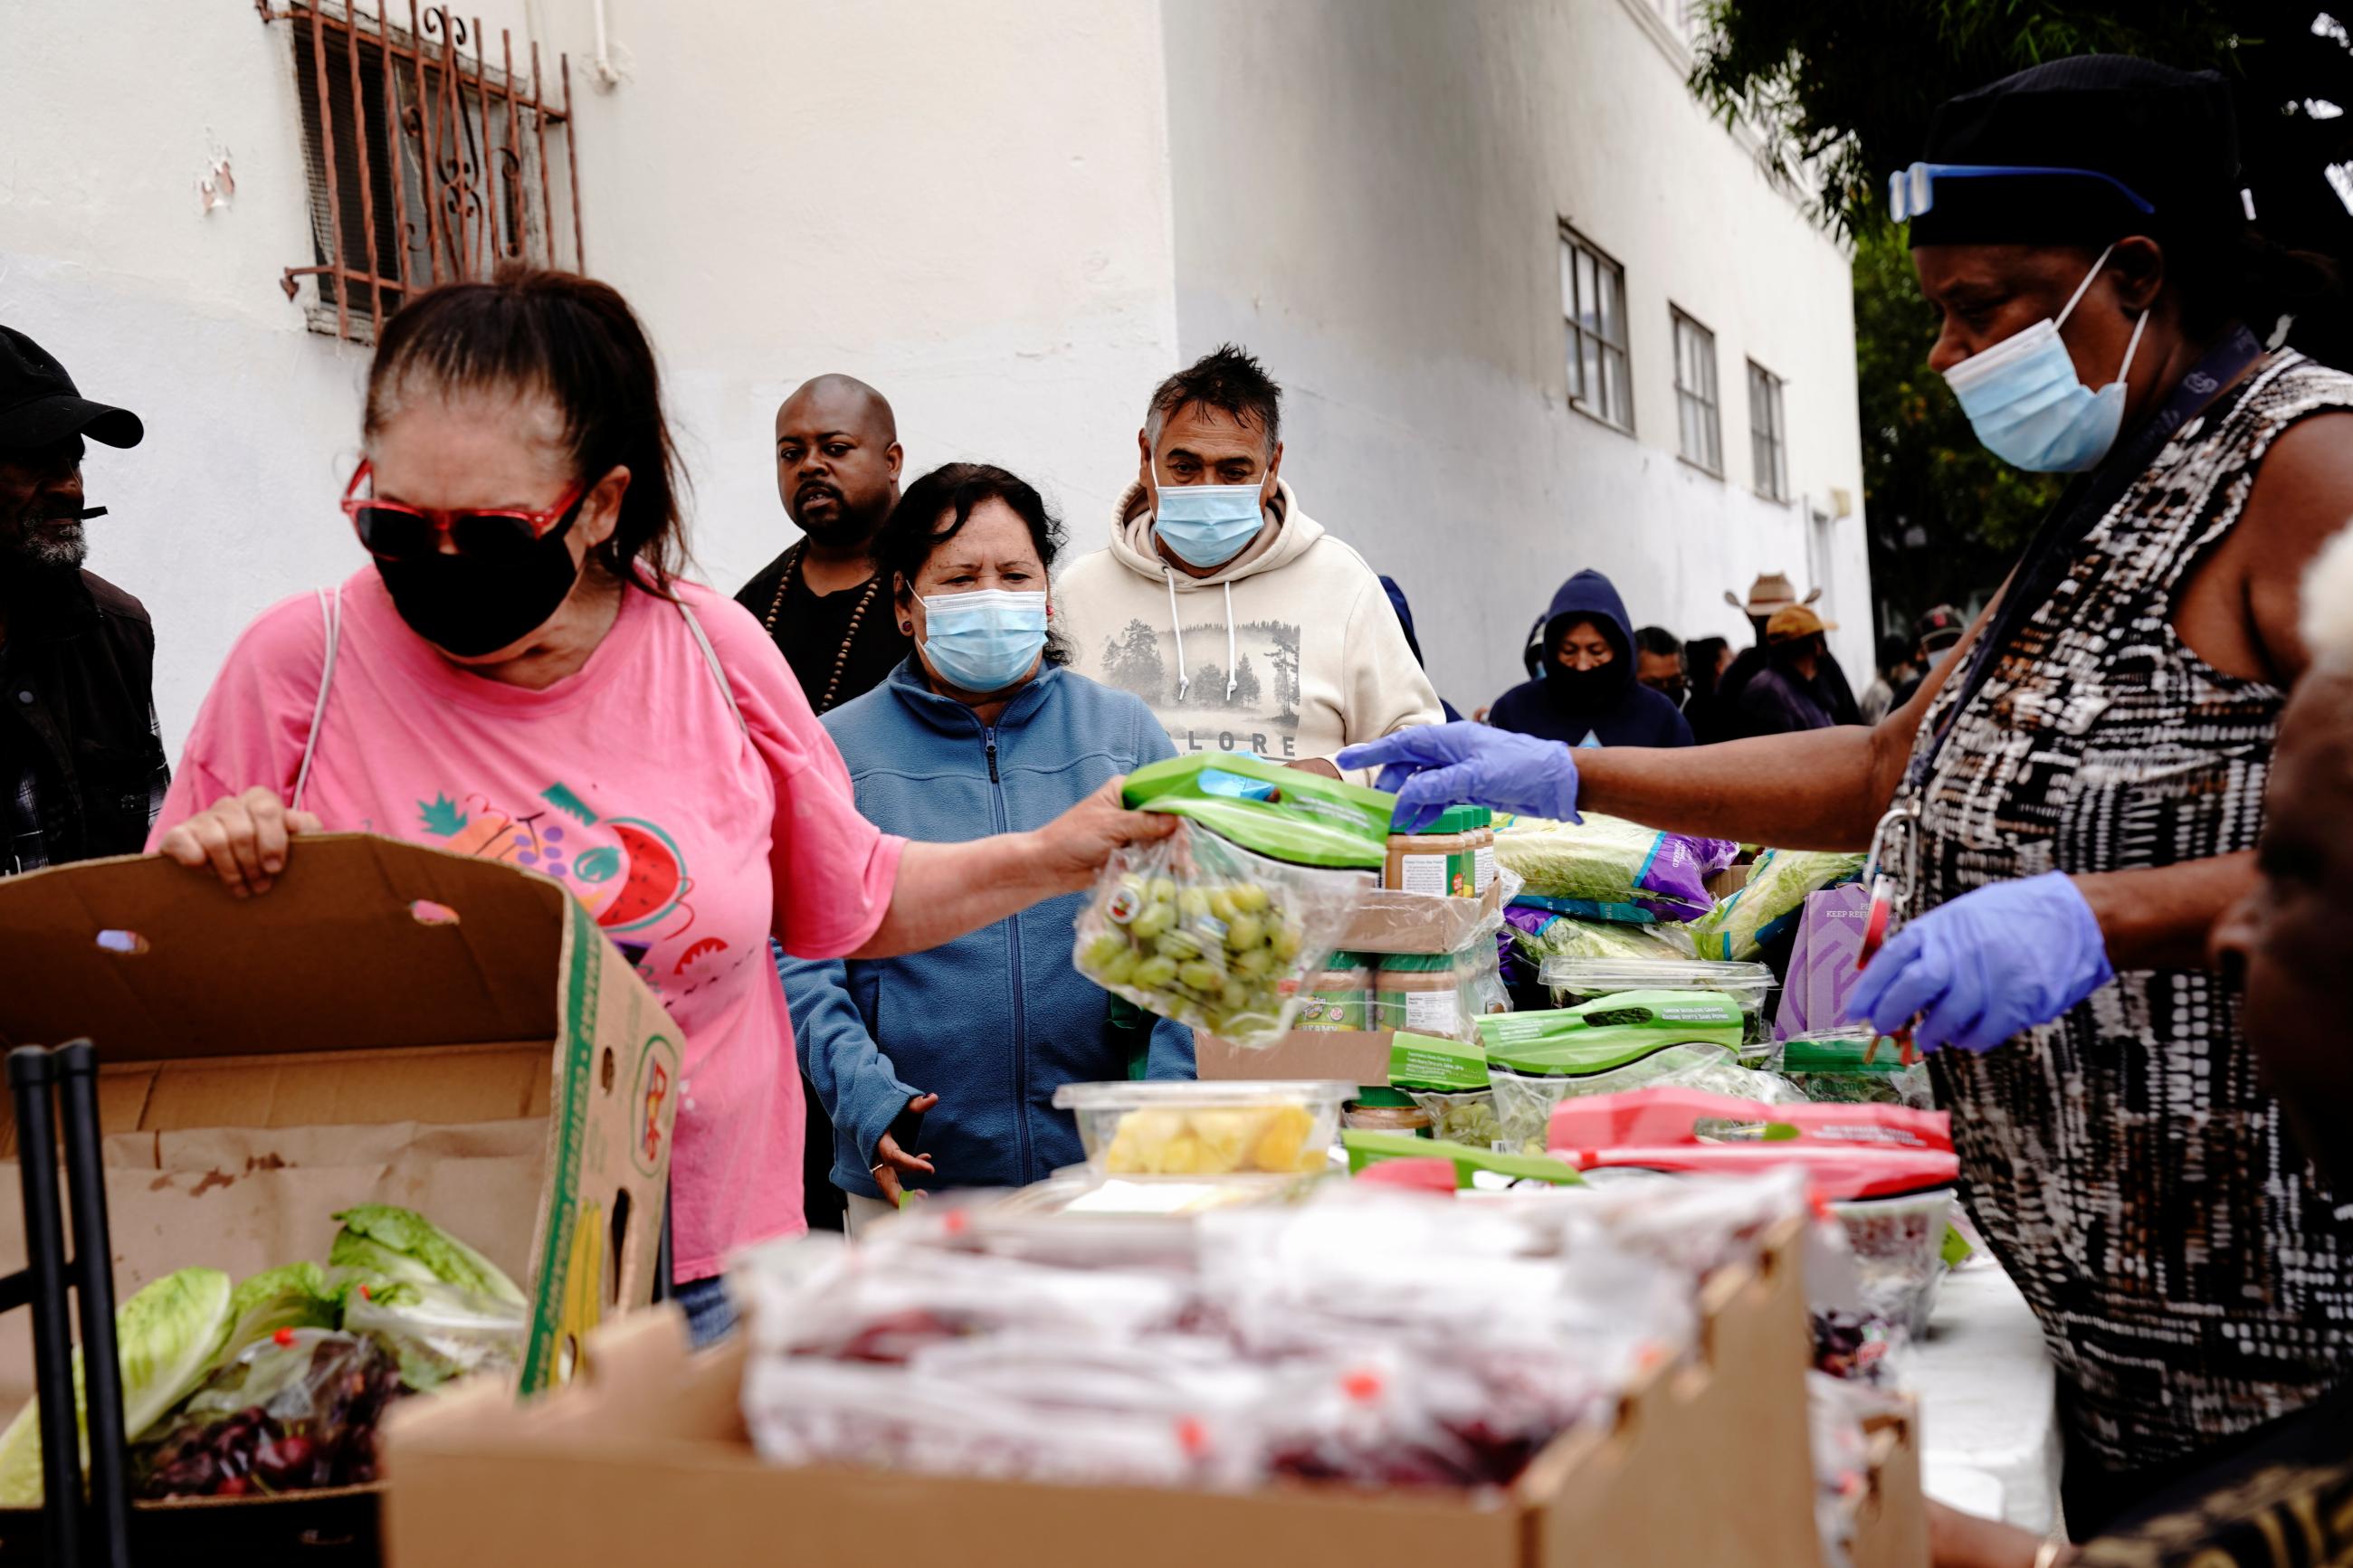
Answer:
[{"left": 1057, "top": 346, "right": 1442, "bottom": 776}]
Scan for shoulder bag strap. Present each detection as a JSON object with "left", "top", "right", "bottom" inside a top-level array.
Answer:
[
  {"left": 676, "top": 599, "right": 749, "bottom": 736},
  {"left": 292, "top": 584, "right": 343, "bottom": 813}
]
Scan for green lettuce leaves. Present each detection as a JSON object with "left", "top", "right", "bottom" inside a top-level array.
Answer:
[{"left": 328, "top": 1206, "right": 523, "bottom": 1307}]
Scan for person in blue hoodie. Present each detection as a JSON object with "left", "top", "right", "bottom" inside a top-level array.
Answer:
[
  {"left": 1485, "top": 570, "right": 1693, "bottom": 748},
  {"left": 781, "top": 462, "right": 1195, "bottom": 1231}
]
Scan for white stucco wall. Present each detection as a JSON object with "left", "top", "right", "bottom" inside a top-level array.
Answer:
[
  {"left": 1, "top": 0, "right": 1180, "bottom": 758},
  {"left": 1159, "top": 0, "right": 1872, "bottom": 713}
]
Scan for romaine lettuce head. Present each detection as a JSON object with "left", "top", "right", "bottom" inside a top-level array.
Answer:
[
  {"left": 224, "top": 1262, "right": 338, "bottom": 1354},
  {"left": 329, "top": 1206, "right": 524, "bottom": 1307},
  {"left": 0, "top": 1267, "right": 233, "bottom": 1505}
]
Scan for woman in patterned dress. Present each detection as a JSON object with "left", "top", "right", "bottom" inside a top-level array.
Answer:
[{"left": 1348, "top": 58, "right": 2353, "bottom": 1533}]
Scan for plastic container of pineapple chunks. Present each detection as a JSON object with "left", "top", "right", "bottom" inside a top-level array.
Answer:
[{"left": 1053, "top": 1080, "right": 1351, "bottom": 1176}]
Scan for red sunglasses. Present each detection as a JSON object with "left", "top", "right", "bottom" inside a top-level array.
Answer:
[{"left": 341, "top": 461, "right": 589, "bottom": 564}]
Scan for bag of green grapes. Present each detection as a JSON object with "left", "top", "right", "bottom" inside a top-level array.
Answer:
[{"left": 1072, "top": 755, "right": 1388, "bottom": 1048}]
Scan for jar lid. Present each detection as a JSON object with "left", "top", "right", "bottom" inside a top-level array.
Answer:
[
  {"left": 1398, "top": 804, "right": 1483, "bottom": 837},
  {"left": 1379, "top": 952, "right": 1458, "bottom": 973},
  {"left": 1319, "top": 950, "right": 1374, "bottom": 970},
  {"left": 1350, "top": 1085, "right": 1417, "bottom": 1107}
]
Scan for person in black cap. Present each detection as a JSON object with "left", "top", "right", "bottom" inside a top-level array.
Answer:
[
  {"left": 0, "top": 326, "right": 165, "bottom": 874},
  {"left": 1339, "top": 56, "right": 2353, "bottom": 1535}
]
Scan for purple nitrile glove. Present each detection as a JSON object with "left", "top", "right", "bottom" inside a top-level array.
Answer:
[
  {"left": 1845, "top": 871, "right": 2114, "bottom": 1053},
  {"left": 1336, "top": 722, "right": 1581, "bottom": 832}
]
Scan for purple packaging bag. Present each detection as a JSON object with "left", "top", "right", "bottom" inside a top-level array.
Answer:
[
  {"left": 1774, "top": 881, "right": 1872, "bottom": 1039},
  {"left": 1634, "top": 833, "right": 1740, "bottom": 922}
]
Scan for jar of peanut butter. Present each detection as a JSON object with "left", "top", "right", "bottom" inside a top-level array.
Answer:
[
  {"left": 1296, "top": 951, "right": 1373, "bottom": 1032},
  {"left": 1377, "top": 952, "right": 1465, "bottom": 1039},
  {"left": 1384, "top": 805, "right": 1485, "bottom": 898}
]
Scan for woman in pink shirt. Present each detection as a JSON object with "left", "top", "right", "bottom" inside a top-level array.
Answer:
[{"left": 148, "top": 270, "right": 1172, "bottom": 1342}]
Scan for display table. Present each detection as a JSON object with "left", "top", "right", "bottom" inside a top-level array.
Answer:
[{"left": 1914, "top": 1261, "right": 2062, "bottom": 1535}]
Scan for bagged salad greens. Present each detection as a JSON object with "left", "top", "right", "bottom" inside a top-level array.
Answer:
[
  {"left": 1505, "top": 908, "right": 1697, "bottom": 966},
  {"left": 1386, "top": 1031, "right": 1500, "bottom": 1147},
  {"left": 1781, "top": 1028, "right": 1936, "bottom": 1110},
  {"left": 1538, "top": 958, "right": 1777, "bottom": 1049},
  {"left": 1686, "top": 848, "right": 1866, "bottom": 961},
  {"left": 1342, "top": 1128, "right": 1584, "bottom": 1188},
  {"left": 1073, "top": 755, "right": 1386, "bottom": 1047},
  {"left": 1491, "top": 813, "right": 1736, "bottom": 923}
]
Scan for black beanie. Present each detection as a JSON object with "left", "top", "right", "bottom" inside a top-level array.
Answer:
[{"left": 1907, "top": 55, "right": 2245, "bottom": 251}]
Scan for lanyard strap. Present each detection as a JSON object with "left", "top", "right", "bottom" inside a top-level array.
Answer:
[{"left": 1902, "top": 322, "right": 2267, "bottom": 799}]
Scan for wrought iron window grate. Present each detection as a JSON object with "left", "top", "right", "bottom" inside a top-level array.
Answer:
[{"left": 257, "top": 1, "right": 585, "bottom": 343}]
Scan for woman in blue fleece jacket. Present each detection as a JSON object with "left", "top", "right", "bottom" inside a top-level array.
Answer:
[{"left": 780, "top": 462, "right": 1194, "bottom": 1231}]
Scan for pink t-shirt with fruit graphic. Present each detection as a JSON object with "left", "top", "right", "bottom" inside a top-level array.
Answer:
[{"left": 152, "top": 568, "right": 906, "bottom": 1279}]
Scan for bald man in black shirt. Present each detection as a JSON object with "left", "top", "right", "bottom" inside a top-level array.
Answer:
[{"left": 735, "top": 375, "right": 910, "bottom": 717}]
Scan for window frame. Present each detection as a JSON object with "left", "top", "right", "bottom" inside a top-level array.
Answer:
[
  {"left": 1671, "top": 306, "right": 1724, "bottom": 478},
  {"left": 1747, "top": 359, "right": 1790, "bottom": 503},
  {"left": 1558, "top": 223, "right": 1634, "bottom": 434}
]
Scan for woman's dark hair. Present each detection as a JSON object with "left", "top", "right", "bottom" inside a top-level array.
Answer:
[
  {"left": 1685, "top": 635, "right": 1729, "bottom": 698},
  {"left": 363, "top": 265, "right": 690, "bottom": 593},
  {"left": 880, "top": 462, "right": 1072, "bottom": 666},
  {"left": 2171, "top": 226, "right": 2348, "bottom": 367}
]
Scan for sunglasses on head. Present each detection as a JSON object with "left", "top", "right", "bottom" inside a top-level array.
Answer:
[{"left": 341, "top": 460, "right": 589, "bottom": 564}]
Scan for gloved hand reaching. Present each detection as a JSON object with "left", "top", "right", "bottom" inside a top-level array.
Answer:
[
  {"left": 1336, "top": 722, "right": 1582, "bottom": 832},
  {"left": 1846, "top": 871, "right": 2114, "bottom": 1053}
]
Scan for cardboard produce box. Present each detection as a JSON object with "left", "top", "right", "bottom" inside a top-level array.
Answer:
[
  {"left": 1849, "top": 1405, "right": 1929, "bottom": 1568},
  {"left": 0, "top": 835, "right": 681, "bottom": 1558},
  {"left": 385, "top": 1221, "right": 1824, "bottom": 1568}
]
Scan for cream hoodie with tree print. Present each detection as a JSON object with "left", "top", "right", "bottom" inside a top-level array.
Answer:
[{"left": 1054, "top": 479, "right": 1443, "bottom": 772}]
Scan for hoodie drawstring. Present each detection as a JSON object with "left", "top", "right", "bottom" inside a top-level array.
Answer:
[
  {"left": 1161, "top": 571, "right": 1241, "bottom": 704},
  {"left": 1164, "top": 568, "right": 1190, "bottom": 702},
  {"left": 1223, "top": 582, "right": 1238, "bottom": 701}
]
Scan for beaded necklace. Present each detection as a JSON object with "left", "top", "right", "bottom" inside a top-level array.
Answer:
[{"left": 763, "top": 540, "right": 884, "bottom": 715}]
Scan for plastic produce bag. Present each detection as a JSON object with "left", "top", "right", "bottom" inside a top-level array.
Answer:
[
  {"left": 340, "top": 1278, "right": 527, "bottom": 1389},
  {"left": 132, "top": 1329, "right": 405, "bottom": 1498},
  {"left": 1687, "top": 848, "right": 1866, "bottom": 961},
  {"left": 1506, "top": 908, "right": 1697, "bottom": 966},
  {"left": 1074, "top": 823, "right": 1372, "bottom": 1048},
  {"left": 1491, "top": 813, "right": 1734, "bottom": 923},
  {"left": 1538, "top": 958, "right": 1777, "bottom": 1049},
  {"left": 1780, "top": 1028, "right": 1935, "bottom": 1110},
  {"left": 1386, "top": 1032, "right": 1500, "bottom": 1147}
]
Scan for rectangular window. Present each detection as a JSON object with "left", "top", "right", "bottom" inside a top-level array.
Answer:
[
  {"left": 1748, "top": 360, "right": 1788, "bottom": 501},
  {"left": 1672, "top": 308, "right": 1722, "bottom": 475},
  {"left": 1559, "top": 225, "right": 1633, "bottom": 432},
  {"left": 262, "top": 2, "right": 586, "bottom": 344}
]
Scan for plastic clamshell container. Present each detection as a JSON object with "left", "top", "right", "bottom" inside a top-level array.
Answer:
[
  {"left": 1052, "top": 1079, "right": 1352, "bottom": 1176},
  {"left": 1829, "top": 1187, "right": 1957, "bottom": 1337},
  {"left": 1540, "top": 955, "right": 1776, "bottom": 1014}
]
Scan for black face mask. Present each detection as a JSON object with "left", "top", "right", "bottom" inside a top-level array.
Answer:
[
  {"left": 1544, "top": 665, "right": 1619, "bottom": 710},
  {"left": 375, "top": 514, "right": 585, "bottom": 658}
]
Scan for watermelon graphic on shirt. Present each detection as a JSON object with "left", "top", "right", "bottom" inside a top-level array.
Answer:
[{"left": 595, "top": 818, "right": 688, "bottom": 932}]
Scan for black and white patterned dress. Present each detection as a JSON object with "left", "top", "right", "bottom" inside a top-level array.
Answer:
[{"left": 1907, "top": 349, "right": 2353, "bottom": 1474}]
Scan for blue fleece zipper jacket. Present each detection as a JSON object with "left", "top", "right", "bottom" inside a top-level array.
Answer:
[{"left": 781, "top": 658, "right": 1194, "bottom": 1200}]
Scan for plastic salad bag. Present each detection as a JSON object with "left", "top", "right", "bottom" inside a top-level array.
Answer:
[
  {"left": 1687, "top": 848, "right": 1866, "bottom": 961},
  {"left": 1504, "top": 907, "right": 1697, "bottom": 966},
  {"left": 1491, "top": 813, "right": 1736, "bottom": 924},
  {"left": 1385, "top": 1031, "right": 1501, "bottom": 1147},
  {"left": 1538, "top": 959, "right": 1777, "bottom": 1050},
  {"left": 1780, "top": 1028, "right": 1936, "bottom": 1110},
  {"left": 1074, "top": 755, "right": 1386, "bottom": 1047},
  {"left": 132, "top": 1329, "right": 405, "bottom": 1498}
]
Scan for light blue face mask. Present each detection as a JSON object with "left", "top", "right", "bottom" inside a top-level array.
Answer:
[
  {"left": 1150, "top": 480, "right": 1267, "bottom": 568},
  {"left": 1943, "top": 243, "right": 2148, "bottom": 473},
  {"left": 920, "top": 588, "right": 1048, "bottom": 694}
]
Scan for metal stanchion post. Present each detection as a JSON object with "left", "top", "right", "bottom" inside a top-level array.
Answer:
[
  {"left": 9, "top": 1047, "right": 79, "bottom": 1568},
  {"left": 57, "top": 1043, "right": 129, "bottom": 1568}
]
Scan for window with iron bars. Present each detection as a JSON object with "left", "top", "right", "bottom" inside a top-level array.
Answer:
[{"left": 258, "top": 1, "right": 586, "bottom": 344}]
